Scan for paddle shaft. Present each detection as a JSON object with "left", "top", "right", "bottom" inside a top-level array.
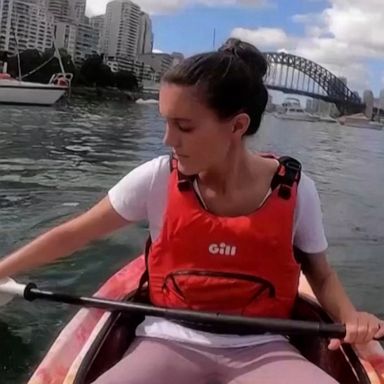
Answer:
[{"left": 24, "top": 284, "right": 347, "bottom": 338}]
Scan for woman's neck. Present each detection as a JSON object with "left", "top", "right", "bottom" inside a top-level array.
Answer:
[{"left": 197, "top": 148, "right": 264, "bottom": 195}]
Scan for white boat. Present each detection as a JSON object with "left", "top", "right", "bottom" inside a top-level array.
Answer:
[
  {"left": 314, "top": 115, "right": 338, "bottom": 123},
  {"left": 338, "top": 113, "right": 383, "bottom": 131},
  {"left": 0, "top": 26, "right": 72, "bottom": 106},
  {"left": 0, "top": 73, "right": 70, "bottom": 106},
  {"left": 274, "top": 98, "right": 320, "bottom": 122},
  {"left": 135, "top": 98, "right": 159, "bottom": 105}
]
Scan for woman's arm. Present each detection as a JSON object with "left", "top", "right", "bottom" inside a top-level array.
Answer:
[
  {"left": 300, "top": 250, "right": 384, "bottom": 348},
  {"left": 300, "top": 250, "right": 356, "bottom": 321},
  {"left": 0, "top": 197, "right": 130, "bottom": 279}
]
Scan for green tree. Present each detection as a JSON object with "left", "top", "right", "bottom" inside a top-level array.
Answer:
[
  {"left": 6, "top": 48, "right": 76, "bottom": 84},
  {"left": 114, "top": 70, "right": 139, "bottom": 91},
  {"left": 8, "top": 49, "right": 42, "bottom": 80},
  {"left": 79, "top": 54, "right": 114, "bottom": 88},
  {"left": 79, "top": 54, "right": 103, "bottom": 85},
  {"left": 97, "top": 64, "right": 114, "bottom": 87}
]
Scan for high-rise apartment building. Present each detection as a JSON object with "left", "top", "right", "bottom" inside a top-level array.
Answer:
[
  {"left": 73, "top": 22, "right": 98, "bottom": 65},
  {"left": 50, "top": 0, "right": 97, "bottom": 65},
  {"left": 47, "top": 0, "right": 70, "bottom": 22},
  {"left": 138, "top": 52, "right": 174, "bottom": 76},
  {"left": 47, "top": 0, "right": 85, "bottom": 23},
  {"left": 90, "top": 14, "right": 104, "bottom": 52},
  {"left": 70, "top": 0, "right": 85, "bottom": 24},
  {"left": 102, "top": 0, "right": 141, "bottom": 58},
  {"left": 55, "top": 21, "right": 77, "bottom": 58},
  {"left": 0, "top": 0, "right": 54, "bottom": 54},
  {"left": 137, "top": 11, "right": 152, "bottom": 55}
]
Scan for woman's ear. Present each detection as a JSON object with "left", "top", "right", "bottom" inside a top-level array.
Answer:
[{"left": 232, "top": 113, "right": 251, "bottom": 136}]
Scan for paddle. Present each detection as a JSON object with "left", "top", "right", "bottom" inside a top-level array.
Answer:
[{"left": 0, "top": 277, "right": 380, "bottom": 340}]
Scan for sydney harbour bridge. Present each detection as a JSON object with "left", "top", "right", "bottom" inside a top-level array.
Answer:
[{"left": 262, "top": 52, "right": 365, "bottom": 115}]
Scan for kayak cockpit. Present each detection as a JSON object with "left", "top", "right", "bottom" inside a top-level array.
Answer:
[{"left": 73, "top": 295, "right": 370, "bottom": 384}]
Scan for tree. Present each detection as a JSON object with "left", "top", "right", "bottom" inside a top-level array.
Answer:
[
  {"left": 79, "top": 54, "right": 103, "bottom": 85},
  {"left": 114, "top": 70, "right": 139, "bottom": 91},
  {"left": 8, "top": 49, "right": 42, "bottom": 80},
  {"left": 0, "top": 51, "right": 8, "bottom": 62},
  {"left": 79, "top": 54, "right": 114, "bottom": 87},
  {"left": 6, "top": 48, "right": 76, "bottom": 84},
  {"left": 97, "top": 64, "right": 114, "bottom": 87}
]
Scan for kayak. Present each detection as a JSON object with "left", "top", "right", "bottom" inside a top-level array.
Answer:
[{"left": 27, "top": 255, "right": 384, "bottom": 384}]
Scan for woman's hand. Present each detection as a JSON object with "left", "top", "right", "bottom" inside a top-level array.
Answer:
[{"left": 328, "top": 312, "right": 384, "bottom": 350}]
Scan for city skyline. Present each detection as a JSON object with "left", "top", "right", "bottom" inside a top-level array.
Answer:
[
  {"left": 0, "top": 0, "right": 154, "bottom": 69},
  {"left": 86, "top": 0, "right": 384, "bottom": 95}
]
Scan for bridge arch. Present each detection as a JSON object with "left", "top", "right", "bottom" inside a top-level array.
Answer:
[{"left": 263, "top": 52, "right": 364, "bottom": 114}]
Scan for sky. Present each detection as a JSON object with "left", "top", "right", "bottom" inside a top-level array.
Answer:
[{"left": 86, "top": 0, "right": 384, "bottom": 96}]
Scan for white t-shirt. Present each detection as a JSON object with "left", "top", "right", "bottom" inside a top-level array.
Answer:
[{"left": 108, "top": 155, "right": 328, "bottom": 348}]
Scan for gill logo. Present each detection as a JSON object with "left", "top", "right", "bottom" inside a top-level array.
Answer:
[{"left": 208, "top": 243, "right": 237, "bottom": 256}]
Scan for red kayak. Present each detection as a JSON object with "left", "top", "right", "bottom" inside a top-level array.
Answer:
[{"left": 27, "top": 256, "right": 384, "bottom": 384}]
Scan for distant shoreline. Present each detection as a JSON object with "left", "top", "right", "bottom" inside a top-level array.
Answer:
[{"left": 69, "top": 86, "right": 159, "bottom": 102}]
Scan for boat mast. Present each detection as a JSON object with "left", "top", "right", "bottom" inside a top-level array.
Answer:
[
  {"left": 1, "top": 51, "right": 8, "bottom": 74},
  {"left": 54, "top": 43, "right": 66, "bottom": 74},
  {"left": 51, "top": 25, "right": 65, "bottom": 74},
  {"left": 10, "top": 15, "right": 22, "bottom": 80},
  {"left": 2, "top": 0, "right": 14, "bottom": 74}
]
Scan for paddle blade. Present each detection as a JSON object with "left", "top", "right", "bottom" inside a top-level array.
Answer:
[{"left": 0, "top": 278, "right": 26, "bottom": 306}]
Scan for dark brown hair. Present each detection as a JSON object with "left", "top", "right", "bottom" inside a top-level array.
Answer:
[{"left": 162, "top": 38, "right": 269, "bottom": 136}]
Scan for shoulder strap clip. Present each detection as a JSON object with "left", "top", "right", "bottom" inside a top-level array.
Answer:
[{"left": 272, "top": 157, "right": 302, "bottom": 200}]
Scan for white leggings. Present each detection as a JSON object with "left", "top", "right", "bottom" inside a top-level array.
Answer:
[{"left": 92, "top": 337, "right": 339, "bottom": 384}]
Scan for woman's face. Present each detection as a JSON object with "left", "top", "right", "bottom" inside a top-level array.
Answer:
[{"left": 159, "top": 82, "right": 244, "bottom": 176}]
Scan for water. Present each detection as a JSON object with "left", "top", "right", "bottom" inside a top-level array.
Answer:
[{"left": 0, "top": 101, "right": 383, "bottom": 383}]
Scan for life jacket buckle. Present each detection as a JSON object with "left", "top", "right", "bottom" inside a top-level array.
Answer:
[
  {"left": 285, "top": 160, "right": 301, "bottom": 176},
  {"left": 279, "top": 184, "right": 292, "bottom": 200}
]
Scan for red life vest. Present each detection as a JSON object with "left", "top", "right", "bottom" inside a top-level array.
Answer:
[{"left": 146, "top": 156, "right": 302, "bottom": 320}]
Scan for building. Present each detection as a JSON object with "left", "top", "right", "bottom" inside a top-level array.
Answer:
[
  {"left": 70, "top": 0, "right": 86, "bottom": 24},
  {"left": 363, "top": 90, "right": 374, "bottom": 119},
  {"left": 306, "top": 98, "right": 320, "bottom": 113},
  {"left": 90, "top": 15, "right": 104, "bottom": 33},
  {"left": 50, "top": 0, "right": 97, "bottom": 66},
  {"left": 47, "top": 0, "right": 85, "bottom": 23},
  {"left": 380, "top": 90, "right": 384, "bottom": 111},
  {"left": 106, "top": 55, "right": 159, "bottom": 82},
  {"left": 102, "top": 0, "right": 141, "bottom": 59},
  {"left": 138, "top": 52, "right": 174, "bottom": 76},
  {"left": 47, "top": 0, "right": 71, "bottom": 22},
  {"left": 73, "top": 22, "right": 99, "bottom": 65},
  {"left": 171, "top": 52, "right": 184, "bottom": 66},
  {"left": 56, "top": 22, "right": 99, "bottom": 66},
  {"left": 318, "top": 100, "right": 332, "bottom": 116},
  {"left": 55, "top": 19, "right": 99, "bottom": 66},
  {"left": 0, "top": 0, "right": 54, "bottom": 54},
  {"left": 55, "top": 21, "right": 77, "bottom": 58},
  {"left": 90, "top": 14, "right": 104, "bottom": 51},
  {"left": 137, "top": 11, "right": 153, "bottom": 55}
]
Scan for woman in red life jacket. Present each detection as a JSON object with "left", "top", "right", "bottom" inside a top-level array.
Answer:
[{"left": 0, "top": 38, "right": 383, "bottom": 383}]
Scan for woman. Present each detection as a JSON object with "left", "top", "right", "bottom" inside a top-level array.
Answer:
[{"left": 0, "top": 39, "right": 383, "bottom": 384}]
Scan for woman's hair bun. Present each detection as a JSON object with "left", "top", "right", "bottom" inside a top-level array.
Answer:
[{"left": 219, "top": 38, "right": 268, "bottom": 78}]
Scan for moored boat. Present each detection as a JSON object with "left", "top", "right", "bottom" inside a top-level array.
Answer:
[
  {"left": 135, "top": 98, "right": 159, "bottom": 105},
  {"left": 317, "top": 115, "right": 338, "bottom": 123},
  {"left": 274, "top": 97, "right": 320, "bottom": 122},
  {"left": 0, "top": 73, "right": 71, "bottom": 106},
  {"left": 26, "top": 256, "right": 384, "bottom": 384}
]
